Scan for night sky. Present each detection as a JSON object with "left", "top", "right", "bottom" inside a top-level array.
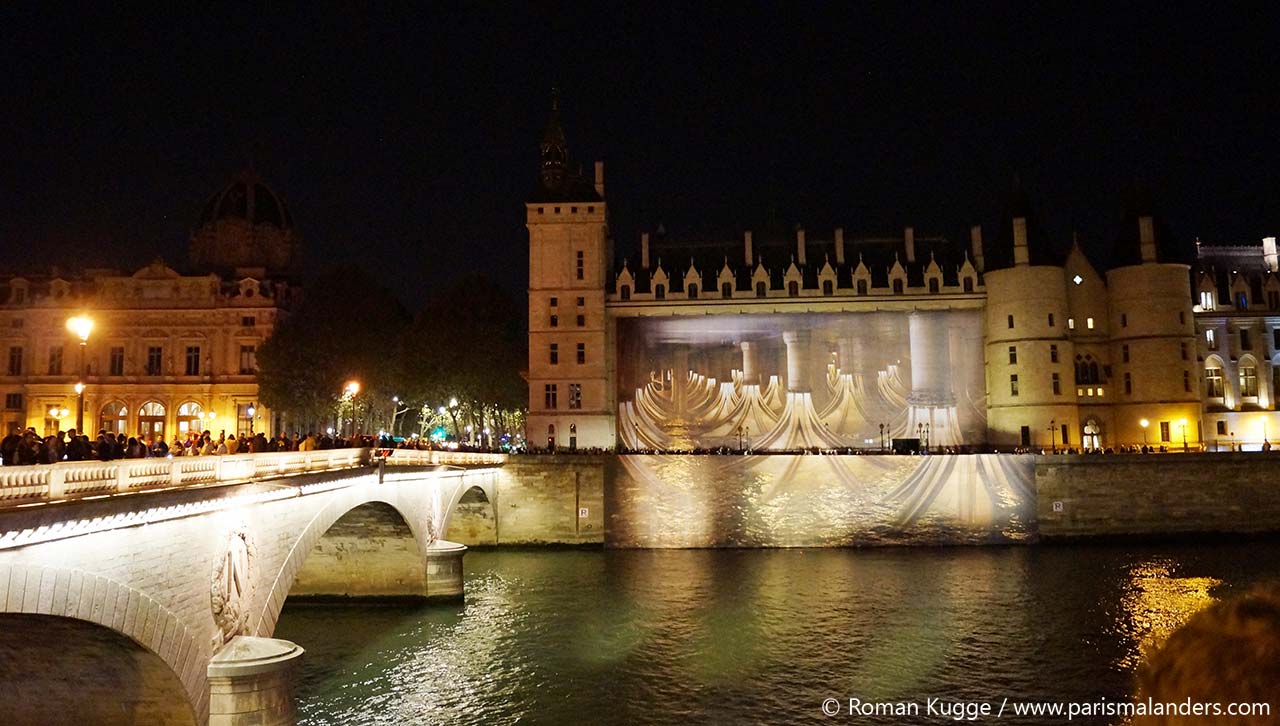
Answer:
[{"left": 3, "top": 5, "right": 1279, "bottom": 308}]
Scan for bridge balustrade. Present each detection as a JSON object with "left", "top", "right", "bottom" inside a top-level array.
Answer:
[{"left": 0, "top": 448, "right": 507, "bottom": 508}]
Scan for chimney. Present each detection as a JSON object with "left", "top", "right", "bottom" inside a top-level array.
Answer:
[
  {"left": 969, "top": 225, "right": 985, "bottom": 272},
  {"left": 1139, "top": 215, "right": 1157, "bottom": 263},
  {"left": 1012, "top": 217, "right": 1029, "bottom": 266},
  {"left": 744, "top": 231, "right": 754, "bottom": 267},
  {"left": 1264, "top": 236, "right": 1278, "bottom": 272},
  {"left": 904, "top": 226, "right": 916, "bottom": 264},
  {"left": 641, "top": 232, "right": 650, "bottom": 269},
  {"left": 834, "top": 228, "right": 845, "bottom": 264},
  {"left": 593, "top": 161, "right": 605, "bottom": 198},
  {"left": 796, "top": 228, "right": 807, "bottom": 266}
]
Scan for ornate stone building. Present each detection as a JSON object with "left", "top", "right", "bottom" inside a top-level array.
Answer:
[
  {"left": 527, "top": 101, "right": 1279, "bottom": 452},
  {"left": 0, "top": 172, "right": 297, "bottom": 440}
]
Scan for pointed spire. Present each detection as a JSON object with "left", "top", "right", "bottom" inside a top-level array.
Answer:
[{"left": 539, "top": 88, "right": 568, "bottom": 190}]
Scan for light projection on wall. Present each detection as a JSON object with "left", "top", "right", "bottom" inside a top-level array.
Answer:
[
  {"left": 608, "top": 454, "right": 1036, "bottom": 547},
  {"left": 616, "top": 311, "right": 987, "bottom": 451}
]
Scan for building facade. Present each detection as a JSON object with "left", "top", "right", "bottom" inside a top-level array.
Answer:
[
  {"left": 527, "top": 105, "right": 1280, "bottom": 452},
  {"left": 1, "top": 172, "right": 297, "bottom": 441}
]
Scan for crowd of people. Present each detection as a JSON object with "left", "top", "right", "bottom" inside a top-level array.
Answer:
[{"left": 0, "top": 427, "right": 380, "bottom": 466}]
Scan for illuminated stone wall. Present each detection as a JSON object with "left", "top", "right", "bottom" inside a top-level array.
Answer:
[
  {"left": 607, "top": 454, "right": 1037, "bottom": 547},
  {"left": 1036, "top": 452, "right": 1280, "bottom": 538}
]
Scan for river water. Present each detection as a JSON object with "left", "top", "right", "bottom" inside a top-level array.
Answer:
[{"left": 275, "top": 542, "right": 1280, "bottom": 725}]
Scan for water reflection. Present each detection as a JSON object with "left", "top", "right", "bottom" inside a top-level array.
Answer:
[{"left": 274, "top": 542, "right": 1280, "bottom": 726}]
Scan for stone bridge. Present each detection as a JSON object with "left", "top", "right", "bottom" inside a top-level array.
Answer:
[{"left": 0, "top": 448, "right": 516, "bottom": 726}]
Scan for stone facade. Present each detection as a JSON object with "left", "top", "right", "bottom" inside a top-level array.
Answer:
[
  {"left": 1, "top": 172, "right": 300, "bottom": 440},
  {"left": 527, "top": 102, "right": 1280, "bottom": 451}
]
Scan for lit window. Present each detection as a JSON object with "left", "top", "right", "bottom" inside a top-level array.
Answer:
[
  {"left": 1205, "top": 367, "right": 1223, "bottom": 397},
  {"left": 1072, "top": 274, "right": 1083, "bottom": 285},
  {"left": 1199, "top": 291, "right": 1214, "bottom": 310},
  {"left": 1068, "top": 318, "right": 1075, "bottom": 330},
  {"left": 568, "top": 383, "right": 582, "bottom": 410},
  {"left": 1240, "top": 365, "right": 1258, "bottom": 397},
  {"left": 1087, "top": 387, "right": 1094, "bottom": 396},
  {"left": 1086, "top": 317, "right": 1094, "bottom": 329},
  {"left": 1077, "top": 387, "right": 1084, "bottom": 396},
  {"left": 1206, "top": 329, "right": 1216, "bottom": 347}
]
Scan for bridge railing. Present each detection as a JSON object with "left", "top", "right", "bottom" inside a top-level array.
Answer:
[
  {"left": 0, "top": 448, "right": 373, "bottom": 506},
  {"left": 0, "top": 448, "right": 509, "bottom": 507},
  {"left": 381, "top": 449, "right": 507, "bottom": 467}
]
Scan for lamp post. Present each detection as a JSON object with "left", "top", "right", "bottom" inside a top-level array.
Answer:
[
  {"left": 74, "top": 382, "right": 85, "bottom": 433},
  {"left": 66, "top": 315, "right": 94, "bottom": 432},
  {"left": 1048, "top": 419, "right": 1057, "bottom": 453},
  {"left": 344, "top": 380, "right": 360, "bottom": 437},
  {"left": 247, "top": 404, "right": 256, "bottom": 435},
  {"left": 1139, "top": 418, "right": 1149, "bottom": 447},
  {"left": 1179, "top": 418, "right": 1188, "bottom": 453}
]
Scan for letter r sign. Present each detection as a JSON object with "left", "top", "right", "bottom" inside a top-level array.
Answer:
[{"left": 1052, "top": 501, "right": 1064, "bottom": 512}]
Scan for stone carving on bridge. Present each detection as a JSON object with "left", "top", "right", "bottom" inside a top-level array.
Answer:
[{"left": 210, "top": 525, "right": 257, "bottom": 642}]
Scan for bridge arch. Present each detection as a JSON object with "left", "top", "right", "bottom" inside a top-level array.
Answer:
[
  {"left": 0, "top": 563, "right": 203, "bottom": 724},
  {"left": 445, "top": 484, "right": 498, "bottom": 545},
  {"left": 255, "top": 493, "right": 433, "bottom": 636}
]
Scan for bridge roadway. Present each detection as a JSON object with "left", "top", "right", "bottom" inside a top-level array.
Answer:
[{"left": 0, "top": 448, "right": 506, "bottom": 726}]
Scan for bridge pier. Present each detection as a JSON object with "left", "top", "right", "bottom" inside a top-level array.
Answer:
[
  {"left": 208, "top": 636, "right": 305, "bottom": 726},
  {"left": 424, "top": 540, "right": 467, "bottom": 602}
]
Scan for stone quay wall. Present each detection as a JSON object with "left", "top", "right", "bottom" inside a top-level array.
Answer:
[
  {"left": 446, "top": 456, "right": 607, "bottom": 546},
  {"left": 1034, "top": 452, "right": 1280, "bottom": 539},
  {"left": 458, "top": 452, "right": 1280, "bottom": 546}
]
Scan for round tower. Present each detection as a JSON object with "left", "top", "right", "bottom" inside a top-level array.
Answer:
[
  {"left": 982, "top": 202, "right": 1078, "bottom": 449},
  {"left": 1105, "top": 212, "right": 1201, "bottom": 448}
]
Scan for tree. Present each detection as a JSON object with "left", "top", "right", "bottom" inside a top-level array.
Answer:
[
  {"left": 400, "top": 273, "right": 526, "bottom": 438},
  {"left": 256, "top": 267, "right": 409, "bottom": 432}
]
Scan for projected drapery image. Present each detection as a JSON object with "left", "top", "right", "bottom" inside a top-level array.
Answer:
[{"left": 616, "top": 311, "right": 986, "bottom": 450}]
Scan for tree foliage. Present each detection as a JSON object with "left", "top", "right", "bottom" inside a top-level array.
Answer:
[
  {"left": 258, "top": 268, "right": 526, "bottom": 439},
  {"left": 256, "top": 267, "right": 409, "bottom": 429}
]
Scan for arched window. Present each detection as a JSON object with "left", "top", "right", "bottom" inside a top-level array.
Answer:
[
  {"left": 892, "top": 279, "right": 903, "bottom": 295},
  {"left": 687, "top": 284, "right": 698, "bottom": 299},
  {"left": 721, "top": 282, "right": 733, "bottom": 298},
  {"left": 138, "top": 401, "right": 166, "bottom": 440},
  {"left": 547, "top": 423, "right": 556, "bottom": 449},
  {"left": 620, "top": 285, "right": 631, "bottom": 301},
  {"left": 856, "top": 279, "right": 867, "bottom": 295},
  {"left": 928, "top": 278, "right": 940, "bottom": 293},
  {"left": 787, "top": 281, "right": 799, "bottom": 297},
  {"left": 569, "top": 422, "right": 578, "bottom": 451},
  {"left": 1089, "top": 361, "right": 1099, "bottom": 383},
  {"left": 100, "top": 401, "right": 127, "bottom": 434},
  {"left": 177, "top": 401, "right": 204, "bottom": 434},
  {"left": 822, "top": 280, "right": 834, "bottom": 296},
  {"left": 756, "top": 281, "right": 767, "bottom": 298}
]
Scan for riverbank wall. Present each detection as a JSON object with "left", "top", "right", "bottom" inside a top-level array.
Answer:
[
  {"left": 444, "top": 452, "right": 1280, "bottom": 547},
  {"left": 1035, "top": 452, "right": 1280, "bottom": 540}
]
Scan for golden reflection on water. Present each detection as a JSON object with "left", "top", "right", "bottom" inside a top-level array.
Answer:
[{"left": 1113, "top": 559, "right": 1220, "bottom": 672}]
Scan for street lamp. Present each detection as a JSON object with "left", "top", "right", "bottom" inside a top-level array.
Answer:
[
  {"left": 1179, "top": 418, "right": 1188, "bottom": 453},
  {"left": 247, "top": 404, "right": 256, "bottom": 435},
  {"left": 66, "top": 315, "right": 94, "bottom": 431},
  {"left": 1047, "top": 419, "right": 1057, "bottom": 453},
  {"left": 1139, "top": 418, "right": 1149, "bottom": 446},
  {"left": 344, "top": 380, "right": 360, "bottom": 437},
  {"left": 74, "top": 382, "right": 85, "bottom": 433}
]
